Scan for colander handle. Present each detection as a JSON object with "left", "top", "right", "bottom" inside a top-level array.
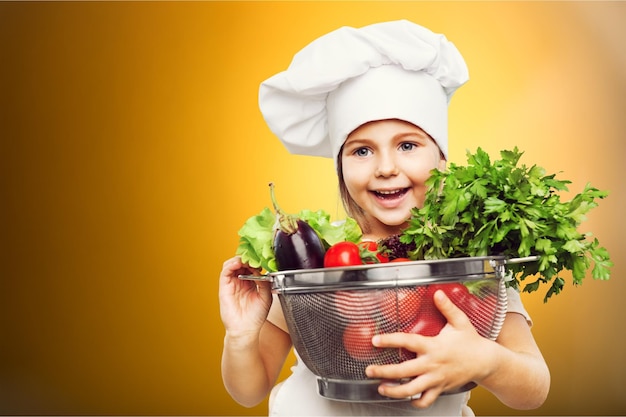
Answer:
[
  {"left": 237, "top": 274, "right": 274, "bottom": 282},
  {"left": 505, "top": 255, "right": 540, "bottom": 264}
]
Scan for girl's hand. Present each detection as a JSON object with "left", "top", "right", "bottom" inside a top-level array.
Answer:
[
  {"left": 218, "top": 256, "right": 273, "bottom": 338},
  {"left": 365, "top": 289, "right": 495, "bottom": 408}
]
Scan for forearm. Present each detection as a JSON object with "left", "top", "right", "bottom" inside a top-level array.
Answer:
[
  {"left": 476, "top": 313, "right": 550, "bottom": 410},
  {"left": 477, "top": 341, "right": 550, "bottom": 409},
  {"left": 221, "top": 331, "right": 273, "bottom": 407},
  {"left": 221, "top": 319, "right": 293, "bottom": 408}
]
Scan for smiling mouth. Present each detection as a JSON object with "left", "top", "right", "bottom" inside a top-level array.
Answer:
[{"left": 372, "top": 188, "right": 409, "bottom": 200}]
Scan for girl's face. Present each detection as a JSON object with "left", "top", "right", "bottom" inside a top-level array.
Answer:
[{"left": 341, "top": 119, "right": 445, "bottom": 239}]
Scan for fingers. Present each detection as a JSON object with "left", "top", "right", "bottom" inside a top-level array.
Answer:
[
  {"left": 222, "top": 256, "right": 251, "bottom": 276},
  {"left": 220, "top": 256, "right": 262, "bottom": 283},
  {"left": 366, "top": 355, "right": 419, "bottom": 381},
  {"left": 375, "top": 375, "right": 443, "bottom": 408},
  {"left": 364, "top": 290, "right": 476, "bottom": 406},
  {"left": 432, "top": 289, "right": 471, "bottom": 329},
  {"left": 219, "top": 256, "right": 273, "bottom": 332},
  {"left": 410, "top": 388, "right": 441, "bottom": 409}
]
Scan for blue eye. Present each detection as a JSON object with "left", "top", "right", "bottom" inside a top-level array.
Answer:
[
  {"left": 400, "top": 142, "right": 417, "bottom": 152},
  {"left": 354, "top": 147, "right": 371, "bottom": 157}
]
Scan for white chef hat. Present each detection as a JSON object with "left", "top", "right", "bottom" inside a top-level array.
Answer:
[{"left": 258, "top": 20, "right": 469, "bottom": 161}]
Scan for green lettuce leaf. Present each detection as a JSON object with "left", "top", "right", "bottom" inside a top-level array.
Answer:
[
  {"left": 235, "top": 207, "right": 277, "bottom": 273},
  {"left": 298, "top": 209, "right": 362, "bottom": 248},
  {"left": 235, "top": 206, "right": 362, "bottom": 273}
]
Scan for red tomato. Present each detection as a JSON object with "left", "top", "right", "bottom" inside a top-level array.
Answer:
[
  {"left": 380, "top": 286, "right": 426, "bottom": 326},
  {"left": 398, "top": 287, "right": 446, "bottom": 358},
  {"left": 427, "top": 283, "right": 480, "bottom": 316},
  {"left": 406, "top": 282, "right": 483, "bottom": 336},
  {"left": 390, "top": 257, "right": 410, "bottom": 262},
  {"left": 405, "top": 308, "right": 447, "bottom": 337},
  {"left": 403, "top": 283, "right": 485, "bottom": 338},
  {"left": 403, "top": 287, "right": 446, "bottom": 336},
  {"left": 358, "top": 241, "right": 389, "bottom": 264},
  {"left": 334, "top": 290, "right": 381, "bottom": 319},
  {"left": 324, "top": 241, "right": 362, "bottom": 267},
  {"left": 342, "top": 318, "right": 379, "bottom": 361}
]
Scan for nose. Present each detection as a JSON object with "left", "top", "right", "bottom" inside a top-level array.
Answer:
[{"left": 375, "top": 152, "right": 399, "bottom": 178}]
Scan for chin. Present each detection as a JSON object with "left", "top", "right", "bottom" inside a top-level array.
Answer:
[
  {"left": 384, "top": 210, "right": 414, "bottom": 226},
  {"left": 379, "top": 218, "right": 410, "bottom": 232}
]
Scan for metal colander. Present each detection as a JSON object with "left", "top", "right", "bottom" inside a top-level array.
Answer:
[{"left": 241, "top": 255, "right": 529, "bottom": 402}]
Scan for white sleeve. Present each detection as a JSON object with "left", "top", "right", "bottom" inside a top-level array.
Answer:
[{"left": 506, "top": 286, "right": 533, "bottom": 327}]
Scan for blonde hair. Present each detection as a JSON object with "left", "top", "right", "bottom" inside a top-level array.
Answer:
[{"left": 337, "top": 147, "right": 372, "bottom": 235}]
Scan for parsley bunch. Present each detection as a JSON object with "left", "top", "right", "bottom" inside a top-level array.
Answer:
[{"left": 400, "top": 147, "right": 612, "bottom": 302}]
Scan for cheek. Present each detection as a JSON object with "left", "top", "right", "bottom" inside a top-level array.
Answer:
[
  {"left": 407, "top": 161, "right": 439, "bottom": 183},
  {"left": 342, "top": 162, "right": 369, "bottom": 190},
  {"left": 405, "top": 158, "right": 441, "bottom": 205},
  {"left": 342, "top": 172, "right": 366, "bottom": 200}
]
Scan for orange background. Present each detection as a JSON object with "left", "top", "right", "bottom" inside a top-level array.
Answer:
[{"left": 1, "top": 1, "right": 625, "bottom": 415}]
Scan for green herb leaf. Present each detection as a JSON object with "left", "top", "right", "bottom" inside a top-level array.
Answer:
[{"left": 400, "top": 147, "right": 612, "bottom": 302}]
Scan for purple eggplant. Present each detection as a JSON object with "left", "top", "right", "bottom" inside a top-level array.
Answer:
[{"left": 269, "top": 183, "right": 326, "bottom": 271}]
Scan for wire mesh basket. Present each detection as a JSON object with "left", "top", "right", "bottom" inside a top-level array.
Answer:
[{"left": 241, "top": 255, "right": 522, "bottom": 402}]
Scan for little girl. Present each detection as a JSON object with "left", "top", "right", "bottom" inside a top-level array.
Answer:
[{"left": 219, "top": 20, "right": 550, "bottom": 416}]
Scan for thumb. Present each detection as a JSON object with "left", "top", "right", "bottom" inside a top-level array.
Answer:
[{"left": 433, "top": 289, "right": 471, "bottom": 329}]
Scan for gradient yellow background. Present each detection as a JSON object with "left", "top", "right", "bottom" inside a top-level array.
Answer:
[{"left": 1, "top": 1, "right": 624, "bottom": 415}]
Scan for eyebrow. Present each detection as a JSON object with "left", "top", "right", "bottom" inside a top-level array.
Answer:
[
  {"left": 345, "top": 127, "right": 432, "bottom": 148},
  {"left": 394, "top": 131, "right": 430, "bottom": 141}
]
